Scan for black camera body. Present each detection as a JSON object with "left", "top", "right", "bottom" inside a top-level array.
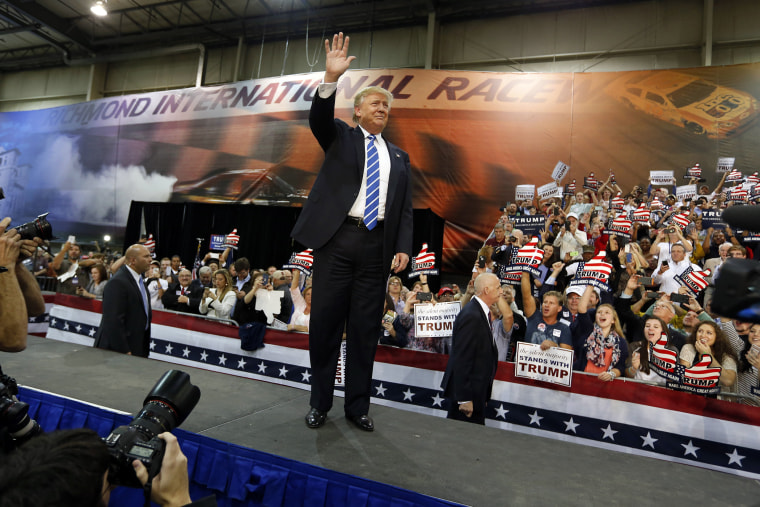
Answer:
[
  {"left": 104, "top": 370, "right": 200, "bottom": 488},
  {"left": 0, "top": 370, "right": 42, "bottom": 450}
]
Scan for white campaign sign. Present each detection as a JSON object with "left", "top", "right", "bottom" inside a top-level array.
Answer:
[
  {"left": 552, "top": 161, "right": 570, "bottom": 182},
  {"left": 515, "top": 185, "right": 535, "bottom": 201},
  {"left": 514, "top": 342, "right": 574, "bottom": 387},
  {"left": 716, "top": 157, "right": 735, "bottom": 173},
  {"left": 414, "top": 301, "right": 461, "bottom": 338},
  {"left": 650, "top": 170, "right": 675, "bottom": 185}
]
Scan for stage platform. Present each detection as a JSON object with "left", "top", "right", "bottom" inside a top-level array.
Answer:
[{"left": 3, "top": 336, "right": 759, "bottom": 506}]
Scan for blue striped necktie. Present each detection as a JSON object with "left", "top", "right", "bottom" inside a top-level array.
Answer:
[{"left": 364, "top": 134, "right": 380, "bottom": 230}]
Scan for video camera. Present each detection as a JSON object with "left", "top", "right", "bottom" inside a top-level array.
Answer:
[
  {"left": 104, "top": 370, "right": 200, "bottom": 488},
  {"left": 713, "top": 205, "right": 760, "bottom": 322}
]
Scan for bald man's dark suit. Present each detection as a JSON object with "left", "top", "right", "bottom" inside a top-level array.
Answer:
[
  {"left": 94, "top": 265, "right": 151, "bottom": 357},
  {"left": 441, "top": 298, "right": 498, "bottom": 425},
  {"left": 291, "top": 88, "right": 413, "bottom": 418}
]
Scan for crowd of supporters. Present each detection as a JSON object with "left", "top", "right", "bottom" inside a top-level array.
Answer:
[{"left": 28, "top": 169, "right": 760, "bottom": 406}]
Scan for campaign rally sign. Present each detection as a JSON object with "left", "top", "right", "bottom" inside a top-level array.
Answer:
[
  {"left": 610, "top": 194, "right": 625, "bottom": 212},
  {"left": 607, "top": 212, "right": 632, "bottom": 240},
  {"left": 515, "top": 184, "right": 535, "bottom": 201},
  {"left": 552, "top": 161, "right": 570, "bottom": 182},
  {"left": 700, "top": 209, "right": 727, "bottom": 229},
  {"left": 670, "top": 212, "right": 691, "bottom": 229},
  {"left": 716, "top": 157, "right": 736, "bottom": 173},
  {"left": 224, "top": 228, "right": 240, "bottom": 250},
  {"left": 666, "top": 355, "right": 722, "bottom": 395},
  {"left": 726, "top": 168, "right": 744, "bottom": 183},
  {"left": 538, "top": 181, "right": 560, "bottom": 200},
  {"left": 514, "top": 342, "right": 574, "bottom": 387},
  {"left": 632, "top": 203, "right": 651, "bottom": 224},
  {"left": 283, "top": 248, "right": 314, "bottom": 276},
  {"left": 650, "top": 170, "right": 675, "bottom": 185},
  {"left": 583, "top": 172, "right": 598, "bottom": 191},
  {"left": 209, "top": 234, "right": 228, "bottom": 251},
  {"left": 648, "top": 335, "right": 679, "bottom": 380},
  {"left": 563, "top": 179, "right": 577, "bottom": 196},
  {"left": 737, "top": 230, "right": 760, "bottom": 242},
  {"left": 568, "top": 252, "right": 613, "bottom": 291},
  {"left": 511, "top": 215, "right": 546, "bottom": 237},
  {"left": 408, "top": 243, "right": 439, "bottom": 278},
  {"left": 500, "top": 237, "right": 544, "bottom": 279},
  {"left": 684, "top": 163, "right": 702, "bottom": 180},
  {"left": 414, "top": 301, "right": 461, "bottom": 338},
  {"left": 675, "top": 266, "right": 710, "bottom": 298},
  {"left": 676, "top": 184, "right": 697, "bottom": 201}
]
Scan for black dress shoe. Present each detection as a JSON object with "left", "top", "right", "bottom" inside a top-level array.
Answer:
[
  {"left": 305, "top": 407, "right": 327, "bottom": 428},
  {"left": 346, "top": 414, "right": 374, "bottom": 432}
]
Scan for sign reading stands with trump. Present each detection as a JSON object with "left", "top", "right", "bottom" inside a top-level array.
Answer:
[
  {"left": 514, "top": 343, "right": 574, "bottom": 387},
  {"left": 414, "top": 301, "right": 461, "bottom": 338}
]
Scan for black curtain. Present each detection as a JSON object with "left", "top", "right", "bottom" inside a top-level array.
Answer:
[{"left": 125, "top": 202, "right": 445, "bottom": 287}]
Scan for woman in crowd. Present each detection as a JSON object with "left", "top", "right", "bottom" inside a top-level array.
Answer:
[
  {"left": 735, "top": 323, "right": 760, "bottom": 404},
  {"left": 287, "top": 269, "right": 312, "bottom": 333},
  {"left": 574, "top": 285, "right": 629, "bottom": 381},
  {"left": 379, "top": 293, "right": 408, "bottom": 348},
  {"left": 76, "top": 264, "right": 108, "bottom": 300},
  {"left": 625, "top": 316, "right": 671, "bottom": 385},
  {"left": 387, "top": 275, "right": 407, "bottom": 315},
  {"left": 199, "top": 268, "right": 236, "bottom": 320},
  {"left": 678, "top": 321, "right": 738, "bottom": 389},
  {"left": 396, "top": 289, "right": 439, "bottom": 352}
]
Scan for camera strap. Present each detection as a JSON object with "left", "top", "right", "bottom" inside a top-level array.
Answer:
[{"left": 142, "top": 480, "right": 153, "bottom": 507}]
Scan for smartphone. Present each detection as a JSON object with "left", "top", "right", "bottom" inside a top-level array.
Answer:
[
  {"left": 417, "top": 292, "right": 433, "bottom": 302},
  {"left": 645, "top": 291, "right": 659, "bottom": 299},
  {"left": 382, "top": 311, "right": 396, "bottom": 325},
  {"left": 661, "top": 260, "right": 669, "bottom": 268},
  {"left": 639, "top": 277, "right": 653, "bottom": 286},
  {"left": 152, "top": 267, "right": 160, "bottom": 277},
  {"left": 553, "top": 206, "right": 559, "bottom": 216},
  {"left": 478, "top": 256, "right": 486, "bottom": 268},
  {"left": 626, "top": 253, "right": 633, "bottom": 263},
  {"left": 262, "top": 274, "right": 270, "bottom": 285},
  {"left": 670, "top": 293, "right": 690, "bottom": 304},
  {"left": 748, "top": 344, "right": 760, "bottom": 361}
]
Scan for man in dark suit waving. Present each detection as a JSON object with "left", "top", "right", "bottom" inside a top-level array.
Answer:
[
  {"left": 94, "top": 244, "right": 153, "bottom": 357},
  {"left": 441, "top": 273, "right": 502, "bottom": 425},
  {"left": 291, "top": 32, "right": 413, "bottom": 432}
]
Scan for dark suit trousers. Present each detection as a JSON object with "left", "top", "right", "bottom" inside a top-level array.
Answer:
[{"left": 309, "top": 221, "right": 386, "bottom": 417}]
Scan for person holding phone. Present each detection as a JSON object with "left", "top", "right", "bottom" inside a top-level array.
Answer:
[
  {"left": 77, "top": 264, "right": 109, "bottom": 300},
  {"left": 199, "top": 268, "right": 236, "bottom": 320},
  {"left": 651, "top": 243, "right": 701, "bottom": 295},
  {"left": 735, "top": 323, "right": 760, "bottom": 404},
  {"left": 144, "top": 260, "right": 168, "bottom": 309}
]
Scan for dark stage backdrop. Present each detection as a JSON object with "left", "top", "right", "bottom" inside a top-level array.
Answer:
[{"left": 125, "top": 201, "right": 446, "bottom": 286}]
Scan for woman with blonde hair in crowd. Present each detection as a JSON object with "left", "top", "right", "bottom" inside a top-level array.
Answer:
[
  {"left": 573, "top": 284, "right": 629, "bottom": 381},
  {"left": 199, "top": 268, "right": 236, "bottom": 320},
  {"left": 387, "top": 275, "right": 407, "bottom": 315},
  {"left": 679, "top": 321, "right": 738, "bottom": 389}
]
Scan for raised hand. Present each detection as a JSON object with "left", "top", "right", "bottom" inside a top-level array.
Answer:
[{"left": 324, "top": 32, "right": 356, "bottom": 83}]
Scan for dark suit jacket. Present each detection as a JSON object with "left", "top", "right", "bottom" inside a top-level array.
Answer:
[
  {"left": 290, "top": 89, "right": 414, "bottom": 275},
  {"left": 161, "top": 282, "right": 204, "bottom": 314},
  {"left": 441, "top": 299, "right": 498, "bottom": 409},
  {"left": 94, "top": 266, "right": 151, "bottom": 357}
]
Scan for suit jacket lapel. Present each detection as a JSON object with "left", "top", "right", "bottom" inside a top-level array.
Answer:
[{"left": 353, "top": 127, "right": 366, "bottom": 180}]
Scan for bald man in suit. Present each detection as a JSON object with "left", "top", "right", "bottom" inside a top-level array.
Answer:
[
  {"left": 441, "top": 273, "right": 502, "bottom": 425},
  {"left": 94, "top": 244, "right": 153, "bottom": 357},
  {"left": 291, "top": 33, "right": 413, "bottom": 432}
]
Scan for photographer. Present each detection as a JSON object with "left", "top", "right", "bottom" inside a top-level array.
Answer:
[
  {"left": 0, "top": 217, "right": 45, "bottom": 352},
  {"left": 0, "top": 428, "right": 216, "bottom": 507}
]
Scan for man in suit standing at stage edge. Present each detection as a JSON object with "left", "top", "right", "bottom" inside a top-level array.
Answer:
[
  {"left": 441, "top": 273, "right": 502, "bottom": 425},
  {"left": 94, "top": 244, "right": 153, "bottom": 357},
  {"left": 291, "top": 32, "right": 413, "bottom": 432}
]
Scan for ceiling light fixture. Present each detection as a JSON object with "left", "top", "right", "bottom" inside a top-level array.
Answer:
[{"left": 90, "top": 0, "right": 108, "bottom": 17}]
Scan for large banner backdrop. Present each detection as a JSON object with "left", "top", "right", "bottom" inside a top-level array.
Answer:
[{"left": 1, "top": 63, "right": 759, "bottom": 272}]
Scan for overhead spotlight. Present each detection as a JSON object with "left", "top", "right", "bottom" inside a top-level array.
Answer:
[{"left": 90, "top": 0, "right": 108, "bottom": 17}]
